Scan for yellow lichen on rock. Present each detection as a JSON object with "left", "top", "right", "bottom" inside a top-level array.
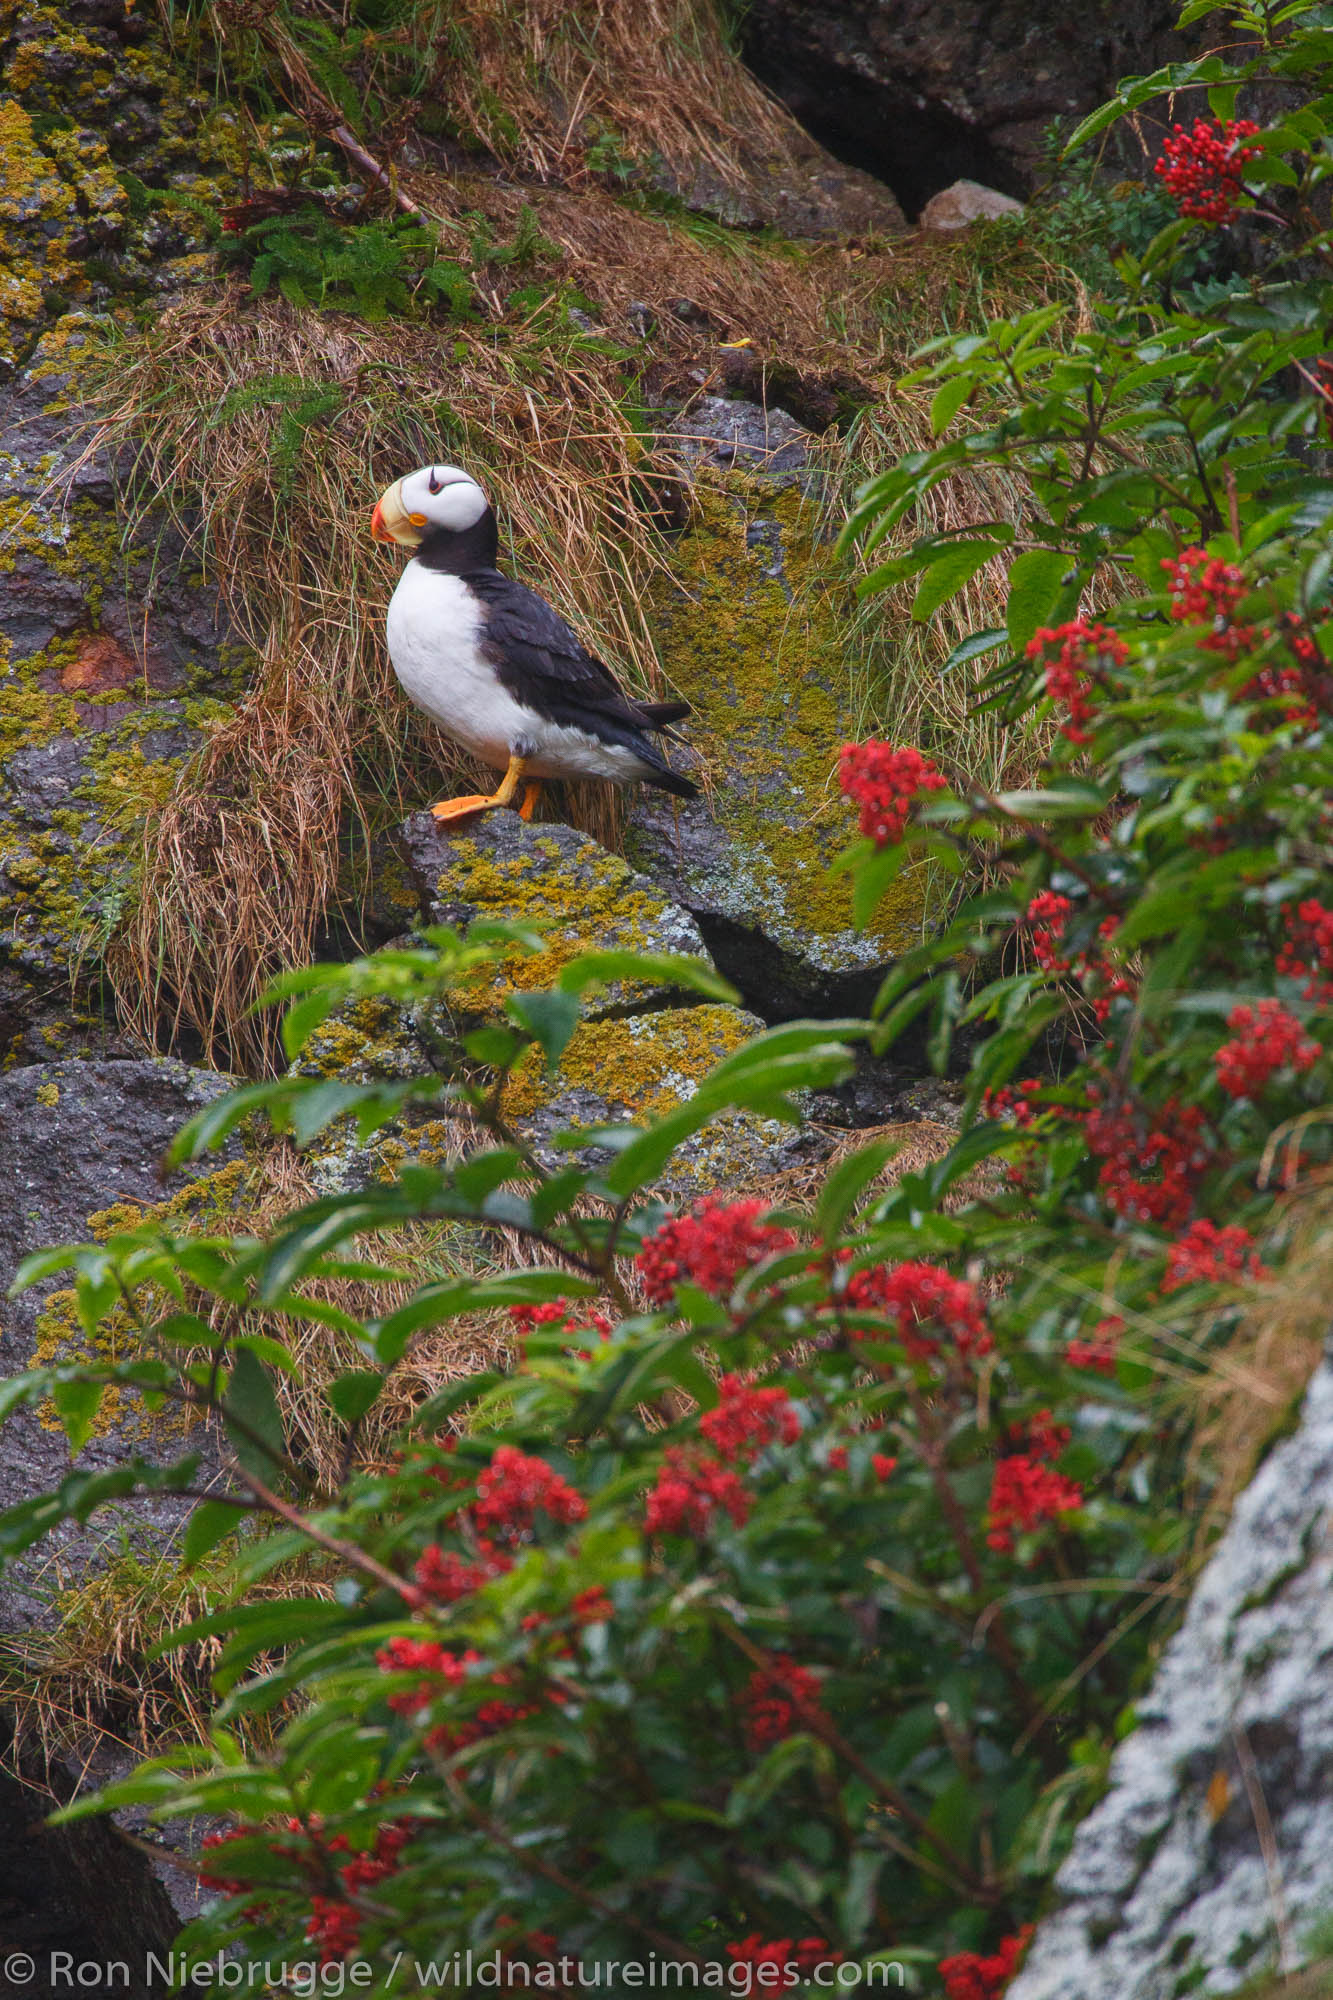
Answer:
[{"left": 502, "top": 1002, "right": 755, "bottom": 1122}]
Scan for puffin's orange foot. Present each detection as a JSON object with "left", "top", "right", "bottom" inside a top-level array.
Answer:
[
  {"left": 429, "top": 792, "right": 503, "bottom": 824},
  {"left": 517, "top": 780, "right": 542, "bottom": 822}
]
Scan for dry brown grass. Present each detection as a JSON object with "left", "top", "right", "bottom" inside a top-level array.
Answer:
[
  {"left": 87, "top": 293, "right": 675, "bottom": 1067},
  {"left": 0, "top": 1548, "right": 292, "bottom": 1766},
  {"left": 432, "top": 0, "right": 799, "bottom": 185},
  {"left": 1187, "top": 1171, "right": 1333, "bottom": 1540}
]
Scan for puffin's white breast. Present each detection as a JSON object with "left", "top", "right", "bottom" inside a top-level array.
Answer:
[
  {"left": 385, "top": 560, "right": 656, "bottom": 783},
  {"left": 386, "top": 563, "right": 531, "bottom": 769}
]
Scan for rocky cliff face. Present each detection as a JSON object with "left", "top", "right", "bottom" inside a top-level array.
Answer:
[
  {"left": 740, "top": 0, "right": 1197, "bottom": 214},
  {"left": 1011, "top": 1340, "right": 1333, "bottom": 1999}
]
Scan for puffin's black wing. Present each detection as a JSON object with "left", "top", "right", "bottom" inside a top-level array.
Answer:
[{"left": 463, "top": 569, "right": 698, "bottom": 797}]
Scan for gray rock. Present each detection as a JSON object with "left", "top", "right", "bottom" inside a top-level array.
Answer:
[
  {"left": 662, "top": 395, "right": 812, "bottom": 486},
  {"left": 653, "top": 148, "right": 905, "bottom": 240},
  {"left": 920, "top": 180, "right": 1026, "bottom": 232},
  {"left": 0, "top": 323, "right": 246, "bottom": 1066},
  {"left": 0, "top": 1059, "right": 235, "bottom": 1636},
  {"left": 301, "top": 815, "right": 838, "bottom": 1199},
  {"left": 399, "top": 809, "right": 715, "bottom": 1019},
  {"left": 0, "top": 0, "right": 247, "bottom": 1066},
  {"left": 1010, "top": 1341, "right": 1333, "bottom": 1999}
]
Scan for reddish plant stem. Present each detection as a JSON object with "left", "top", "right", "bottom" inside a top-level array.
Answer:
[
  {"left": 719, "top": 1621, "right": 993, "bottom": 1899},
  {"left": 904, "top": 1386, "right": 1049, "bottom": 1741}
]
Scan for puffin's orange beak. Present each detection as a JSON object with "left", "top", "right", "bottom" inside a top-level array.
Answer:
[{"left": 371, "top": 479, "right": 419, "bottom": 547}]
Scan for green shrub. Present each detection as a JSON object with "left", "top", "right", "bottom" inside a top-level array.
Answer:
[
  {"left": 222, "top": 204, "right": 475, "bottom": 321},
  {"left": 4, "top": 2, "right": 1333, "bottom": 1994}
]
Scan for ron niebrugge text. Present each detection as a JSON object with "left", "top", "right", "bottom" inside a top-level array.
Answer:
[{"left": 7, "top": 1952, "right": 906, "bottom": 1994}]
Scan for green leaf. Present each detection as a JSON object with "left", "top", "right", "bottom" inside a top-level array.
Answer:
[
  {"left": 51, "top": 1377, "right": 104, "bottom": 1457},
  {"left": 557, "top": 949, "right": 738, "bottom": 1005},
  {"left": 222, "top": 1349, "right": 286, "bottom": 1478},
  {"left": 507, "top": 988, "right": 581, "bottom": 1068},
  {"left": 815, "top": 1137, "right": 905, "bottom": 1240},
  {"left": 912, "top": 541, "right": 1002, "bottom": 622},
  {"left": 325, "top": 1370, "right": 385, "bottom": 1424},
  {"left": 930, "top": 371, "right": 974, "bottom": 436},
  {"left": 725, "top": 1733, "right": 828, "bottom": 1823},
  {"left": 182, "top": 1498, "right": 244, "bottom": 1567},
  {"left": 942, "top": 627, "right": 1009, "bottom": 674},
  {"left": 1006, "top": 548, "right": 1072, "bottom": 655}
]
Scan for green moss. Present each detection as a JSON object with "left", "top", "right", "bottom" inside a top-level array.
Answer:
[
  {"left": 85, "top": 1156, "right": 253, "bottom": 1241},
  {"left": 502, "top": 1002, "right": 753, "bottom": 1120},
  {"left": 644, "top": 476, "right": 927, "bottom": 961},
  {"left": 300, "top": 996, "right": 425, "bottom": 1081},
  {"left": 435, "top": 830, "right": 703, "bottom": 1013}
]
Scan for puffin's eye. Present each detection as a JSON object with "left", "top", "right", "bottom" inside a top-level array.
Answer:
[{"left": 428, "top": 469, "right": 442, "bottom": 494}]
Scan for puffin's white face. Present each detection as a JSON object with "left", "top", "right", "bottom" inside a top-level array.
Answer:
[{"left": 370, "top": 464, "right": 489, "bottom": 549}]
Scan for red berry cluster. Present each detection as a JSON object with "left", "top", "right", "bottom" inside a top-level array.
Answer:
[
  {"left": 1214, "top": 998, "right": 1319, "bottom": 1099},
  {"left": 725, "top": 1936, "right": 844, "bottom": 1980},
  {"left": 741, "top": 1655, "right": 827, "bottom": 1750},
  {"left": 377, "top": 1634, "right": 477, "bottom": 1716},
  {"left": 699, "top": 1374, "right": 801, "bottom": 1461},
  {"left": 375, "top": 1636, "right": 558, "bottom": 1755},
  {"left": 986, "top": 1455, "right": 1084, "bottom": 1556},
  {"left": 1083, "top": 1090, "right": 1212, "bottom": 1228},
  {"left": 1024, "top": 898, "right": 1135, "bottom": 1021},
  {"left": 982, "top": 1079, "right": 1042, "bottom": 1128},
  {"left": 1026, "top": 890, "right": 1074, "bottom": 973},
  {"left": 1065, "top": 1316, "right": 1122, "bottom": 1375},
  {"left": 1278, "top": 898, "right": 1333, "bottom": 1004},
  {"left": 837, "top": 740, "right": 948, "bottom": 847},
  {"left": 1027, "top": 620, "right": 1128, "bottom": 744},
  {"left": 1163, "top": 1219, "right": 1267, "bottom": 1293},
  {"left": 473, "top": 1445, "right": 587, "bottom": 1540},
  {"left": 1162, "top": 547, "right": 1251, "bottom": 655},
  {"left": 510, "top": 1298, "right": 614, "bottom": 1360},
  {"left": 412, "top": 1543, "right": 511, "bottom": 1604},
  {"left": 644, "top": 1446, "right": 753, "bottom": 1537},
  {"left": 637, "top": 1196, "right": 798, "bottom": 1306},
  {"left": 305, "top": 1824, "right": 416, "bottom": 1965},
  {"left": 1015, "top": 1407, "right": 1071, "bottom": 1461},
  {"left": 1154, "top": 117, "right": 1261, "bottom": 224},
  {"left": 842, "top": 1259, "right": 991, "bottom": 1360},
  {"left": 827, "top": 1433, "right": 898, "bottom": 1481},
  {"left": 938, "top": 1926, "right": 1034, "bottom": 2000},
  {"left": 1242, "top": 660, "right": 1318, "bottom": 727}
]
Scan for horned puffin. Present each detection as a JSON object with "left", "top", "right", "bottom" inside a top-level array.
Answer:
[{"left": 370, "top": 463, "right": 698, "bottom": 823}]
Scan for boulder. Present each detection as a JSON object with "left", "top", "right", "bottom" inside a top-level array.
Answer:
[
  {"left": 0, "top": 1058, "right": 237, "bottom": 1636},
  {"left": 0, "top": 1058, "right": 239, "bottom": 1977},
  {"left": 302, "top": 814, "right": 838, "bottom": 1199},
  {"left": 400, "top": 809, "right": 713, "bottom": 1019},
  {"left": 656, "top": 148, "right": 906, "bottom": 241},
  {"left": 920, "top": 180, "right": 1026, "bottom": 232},
  {"left": 1009, "top": 1338, "right": 1333, "bottom": 2000},
  {"left": 624, "top": 398, "right": 928, "bottom": 1018}
]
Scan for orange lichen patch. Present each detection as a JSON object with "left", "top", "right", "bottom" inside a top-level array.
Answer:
[{"left": 59, "top": 633, "right": 142, "bottom": 694}]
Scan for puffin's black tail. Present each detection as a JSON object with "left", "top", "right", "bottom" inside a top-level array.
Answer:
[
  {"left": 638, "top": 698, "right": 691, "bottom": 726},
  {"left": 644, "top": 762, "right": 700, "bottom": 800},
  {"left": 632, "top": 696, "right": 697, "bottom": 796}
]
